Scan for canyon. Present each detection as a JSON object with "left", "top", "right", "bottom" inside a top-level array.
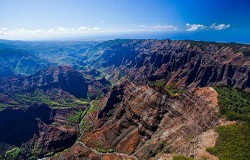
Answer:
[{"left": 0, "top": 39, "right": 249, "bottom": 159}]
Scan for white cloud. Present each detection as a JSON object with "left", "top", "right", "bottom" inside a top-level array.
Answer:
[
  {"left": 186, "top": 23, "right": 230, "bottom": 31},
  {"left": 0, "top": 24, "right": 181, "bottom": 40},
  {"left": 0, "top": 26, "right": 103, "bottom": 40},
  {"left": 57, "top": 27, "right": 67, "bottom": 32},
  {"left": 210, "top": 23, "right": 230, "bottom": 30},
  {"left": 186, "top": 23, "right": 206, "bottom": 31},
  {"left": 77, "top": 27, "right": 87, "bottom": 31},
  {"left": 1, "top": 28, "right": 9, "bottom": 31},
  {"left": 151, "top": 25, "right": 178, "bottom": 30},
  {"left": 0, "top": 31, "right": 5, "bottom": 36},
  {"left": 0, "top": 23, "right": 231, "bottom": 40},
  {"left": 92, "top": 27, "right": 100, "bottom": 31},
  {"left": 48, "top": 29, "right": 55, "bottom": 33},
  {"left": 138, "top": 24, "right": 178, "bottom": 31}
]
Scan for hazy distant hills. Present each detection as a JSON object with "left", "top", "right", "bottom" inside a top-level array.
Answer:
[
  {"left": 0, "top": 48, "right": 52, "bottom": 77},
  {"left": 0, "top": 40, "right": 98, "bottom": 77}
]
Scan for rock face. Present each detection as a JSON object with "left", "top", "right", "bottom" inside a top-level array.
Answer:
[
  {"left": 0, "top": 104, "right": 79, "bottom": 158},
  {"left": 25, "top": 119, "right": 77, "bottom": 158},
  {"left": 0, "top": 66, "right": 110, "bottom": 99},
  {"left": 86, "top": 39, "right": 250, "bottom": 91},
  {"left": 77, "top": 83, "right": 219, "bottom": 159},
  {"left": 0, "top": 66, "right": 111, "bottom": 158}
]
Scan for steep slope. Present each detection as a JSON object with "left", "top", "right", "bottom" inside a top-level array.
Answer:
[
  {"left": 0, "top": 104, "right": 82, "bottom": 159},
  {"left": 0, "top": 66, "right": 110, "bottom": 105},
  {"left": 84, "top": 39, "right": 250, "bottom": 91},
  {"left": 53, "top": 82, "right": 219, "bottom": 159}
]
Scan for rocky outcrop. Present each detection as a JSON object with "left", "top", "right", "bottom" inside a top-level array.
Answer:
[
  {"left": 86, "top": 39, "right": 250, "bottom": 91},
  {"left": 77, "top": 83, "right": 219, "bottom": 159},
  {"left": 0, "top": 104, "right": 82, "bottom": 158},
  {"left": 0, "top": 105, "right": 52, "bottom": 147},
  {"left": 0, "top": 66, "right": 88, "bottom": 98},
  {"left": 0, "top": 66, "right": 110, "bottom": 99},
  {"left": 24, "top": 119, "right": 77, "bottom": 158}
]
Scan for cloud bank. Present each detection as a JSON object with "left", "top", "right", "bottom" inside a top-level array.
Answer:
[
  {"left": 210, "top": 23, "right": 230, "bottom": 30},
  {"left": 0, "top": 23, "right": 230, "bottom": 40},
  {"left": 186, "top": 23, "right": 206, "bottom": 31},
  {"left": 186, "top": 23, "right": 230, "bottom": 31},
  {"left": 0, "top": 27, "right": 101, "bottom": 39},
  {"left": 0, "top": 25, "right": 180, "bottom": 40}
]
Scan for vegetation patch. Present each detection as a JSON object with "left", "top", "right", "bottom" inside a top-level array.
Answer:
[
  {"left": 68, "top": 110, "right": 85, "bottom": 123},
  {"left": 208, "top": 86, "right": 250, "bottom": 159},
  {"left": 149, "top": 80, "right": 185, "bottom": 96},
  {"left": 4, "top": 147, "right": 22, "bottom": 160},
  {"left": 150, "top": 80, "right": 167, "bottom": 88},
  {"left": 8, "top": 89, "right": 89, "bottom": 108},
  {"left": 214, "top": 86, "right": 250, "bottom": 122},
  {"left": 79, "top": 100, "right": 102, "bottom": 133},
  {"left": 164, "top": 83, "right": 185, "bottom": 96},
  {"left": 97, "top": 148, "right": 114, "bottom": 153},
  {"left": 242, "top": 48, "right": 250, "bottom": 57},
  {"left": 207, "top": 123, "right": 250, "bottom": 160}
]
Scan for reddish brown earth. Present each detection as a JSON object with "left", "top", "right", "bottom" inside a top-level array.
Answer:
[
  {"left": 25, "top": 118, "right": 77, "bottom": 157},
  {"left": 53, "top": 82, "right": 220, "bottom": 159},
  {"left": 88, "top": 39, "right": 250, "bottom": 91},
  {"left": 2, "top": 39, "right": 250, "bottom": 159}
]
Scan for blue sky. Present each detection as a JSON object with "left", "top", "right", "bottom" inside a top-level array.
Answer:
[{"left": 0, "top": 0, "right": 249, "bottom": 42}]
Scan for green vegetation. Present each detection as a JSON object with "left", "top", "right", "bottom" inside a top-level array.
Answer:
[
  {"left": 155, "top": 139, "right": 170, "bottom": 155},
  {"left": 242, "top": 48, "right": 250, "bottom": 57},
  {"left": 68, "top": 110, "right": 85, "bottom": 123},
  {"left": 28, "top": 155, "right": 39, "bottom": 160},
  {"left": 8, "top": 89, "right": 89, "bottom": 108},
  {"left": 149, "top": 80, "right": 184, "bottom": 96},
  {"left": 207, "top": 124, "right": 250, "bottom": 160},
  {"left": 164, "top": 83, "right": 185, "bottom": 96},
  {"left": 207, "top": 86, "right": 250, "bottom": 160},
  {"left": 93, "top": 139, "right": 114, "bottom": 153},
  {"left": 150, "top": 80, "right": 167, "bottom": 88},
  {"left": 44, "top": 152, "right": 54, "bottom": 157},
  {"left": 79, "top": 100, "right": 102, "bottom": 133},
  {"left": 5, "top": 147, "right": 22, "bottom": 160},
  {"left": 97, "top": 148, "right": 114, "bottom": 153},
  {"left": 215, "top": 86, "right": 250, "bottom": 122},
  {"left": 173, "top": 155, "right": 193, "bottom": 160},
  {"left": 0, "top": 104, "right": 5, "bottom": 111}
]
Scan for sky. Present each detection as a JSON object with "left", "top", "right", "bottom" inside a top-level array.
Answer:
[{"left": 0, "top": 0, "right": 250, "bottom": 42}]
